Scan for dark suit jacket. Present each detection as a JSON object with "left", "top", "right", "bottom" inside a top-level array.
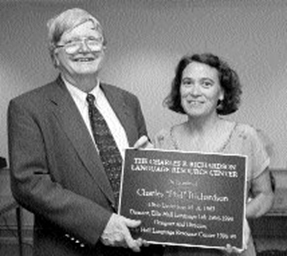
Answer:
[{"left": 8, "top": 76, "right": 161, "bottom": 256}]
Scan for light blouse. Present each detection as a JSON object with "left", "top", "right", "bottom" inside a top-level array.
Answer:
[{"left": 153, "top": 122, "right": 270, "bottom": 256}]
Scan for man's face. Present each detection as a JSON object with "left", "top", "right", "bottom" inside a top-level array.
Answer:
[{"left": 54, "top": 21, "right": 105, "bottom": 81}]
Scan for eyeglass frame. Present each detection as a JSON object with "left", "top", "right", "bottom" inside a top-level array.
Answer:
[{"left": 55, "top": 36, "right": 106, "bottom": 54}]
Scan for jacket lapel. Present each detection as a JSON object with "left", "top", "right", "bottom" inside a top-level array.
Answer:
[{"left": 49, "top": 77, "right": 115, "bottom": 205}]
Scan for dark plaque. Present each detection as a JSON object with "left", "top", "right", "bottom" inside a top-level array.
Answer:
[{"left": 119, "top": 149, "right": 247, "bottom": 249}]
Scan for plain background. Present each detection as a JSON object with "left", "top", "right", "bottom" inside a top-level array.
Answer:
[{"left": 1, "top": 0, "right": 287, "bottom": 169}]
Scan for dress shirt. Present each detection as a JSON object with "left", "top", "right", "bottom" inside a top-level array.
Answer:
[{"left": 64, "top": 77, "right": 129, "bottom": 158}]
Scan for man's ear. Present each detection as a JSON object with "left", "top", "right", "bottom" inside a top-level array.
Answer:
[{"left": 51, "top": 51, "right": 60, "bottom": 68}]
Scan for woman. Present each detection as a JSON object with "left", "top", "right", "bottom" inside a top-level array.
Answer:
[{"left": 154, "top": 53, "right": 274, "bottom": 256}]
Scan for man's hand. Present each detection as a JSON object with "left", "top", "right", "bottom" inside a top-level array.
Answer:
[
  {"left": 133, "top": 135, "right": 153, "bottom": 149},
  {"left": 101, "top": 213, "right": 143, "bottom": 252}
]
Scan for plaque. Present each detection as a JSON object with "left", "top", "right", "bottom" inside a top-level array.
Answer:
[{"left": 119, "top": 149, "right": 247, "bottom": 249}]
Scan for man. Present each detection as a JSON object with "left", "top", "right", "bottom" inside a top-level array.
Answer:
[{"left": 8, "top": 8, "right": 161, "bottom": 256}]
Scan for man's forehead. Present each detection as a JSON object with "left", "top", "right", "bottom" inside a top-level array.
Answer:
[{"left": 62, "top": 20, "right": 103, "bottom": 38}]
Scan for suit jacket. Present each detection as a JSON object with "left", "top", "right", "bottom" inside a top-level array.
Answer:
[{"left": 8, "top": 76, "right": 162, "bottom": 256}]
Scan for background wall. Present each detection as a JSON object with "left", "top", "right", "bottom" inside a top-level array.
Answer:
[{"left": 1, "top": 0, "right": 287, "bottom": 168}]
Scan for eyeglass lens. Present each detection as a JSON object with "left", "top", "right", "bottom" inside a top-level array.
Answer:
[{"left": 65, "top": 39, "right": 103, "bottom": 54}]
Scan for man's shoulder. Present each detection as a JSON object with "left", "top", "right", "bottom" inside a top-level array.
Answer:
[
  {"left": 11, "top": 79, "right": 59, "bottom": 104},
  {"left": 100, "top": 83, "right": 137, "bottom": 99}
]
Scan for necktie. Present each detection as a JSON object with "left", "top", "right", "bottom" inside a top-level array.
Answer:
[{"left": 86, "top": 94, "right": 122, "bottom": 210}]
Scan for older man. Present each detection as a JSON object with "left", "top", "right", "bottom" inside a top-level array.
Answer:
[{"left": 8, "top": 8, "right": 162, "bottom": 256}]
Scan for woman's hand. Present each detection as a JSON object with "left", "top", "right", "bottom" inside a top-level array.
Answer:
[{"left": 222, "top": 218, "right": 250, "bottom": 254}]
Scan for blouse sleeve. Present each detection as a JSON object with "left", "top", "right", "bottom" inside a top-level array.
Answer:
[
  {"left": 247, "top": 126, "right": 271, "bottom": 180},
  {"left": 256, "top": 128, "right": 275, "bottom": 159}
]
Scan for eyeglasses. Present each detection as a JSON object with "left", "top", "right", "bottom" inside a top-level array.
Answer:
[{"left": 56, "top": 37, "right": 105, "bottom": 54}]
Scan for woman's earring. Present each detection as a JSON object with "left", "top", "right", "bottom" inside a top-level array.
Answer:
[{"left": 217, "top": 99, "right": 223, "bottom": 110}]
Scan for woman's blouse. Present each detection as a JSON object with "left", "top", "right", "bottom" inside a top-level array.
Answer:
[
  {"left": 154, "top": 122, "right": 270, "bottom": 195},
  {"left": 153, "top": 122, "right": 270, "bottom": 256}
]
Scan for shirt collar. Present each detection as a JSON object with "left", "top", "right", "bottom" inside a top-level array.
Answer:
[
  {"left": 91, "top": 80, "right": 101, "bottom": 99},
  {"left": 62, "top": 75, "right": 101, "bottom": 105}
]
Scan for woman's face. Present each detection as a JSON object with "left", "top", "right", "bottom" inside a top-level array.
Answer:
[{"left": 180, "top": 61, "right": 224, "bottom": 118}]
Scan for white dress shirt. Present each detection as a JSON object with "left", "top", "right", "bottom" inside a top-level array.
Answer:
[{"left": 64, "top": 77, "right": 129, "bottom": 158}]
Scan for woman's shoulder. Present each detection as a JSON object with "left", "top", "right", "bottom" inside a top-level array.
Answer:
[
  {"left": 153, "top": 125, "right": 182, "bottom": 149},
  {"left": 233, "top": 122, "right": 260, "bottom": 139},
  {"left": 232, "top": 122, "right": 273, "bottom": 156},
  {"left": 154, "top": 124, "right": 183, "bottom": 139},
  {"left": 154, "top": 128, "right": 170, "bottom": 139},
  {"left": 154, "top": 128, "right": 171, "bottom": 146}
]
